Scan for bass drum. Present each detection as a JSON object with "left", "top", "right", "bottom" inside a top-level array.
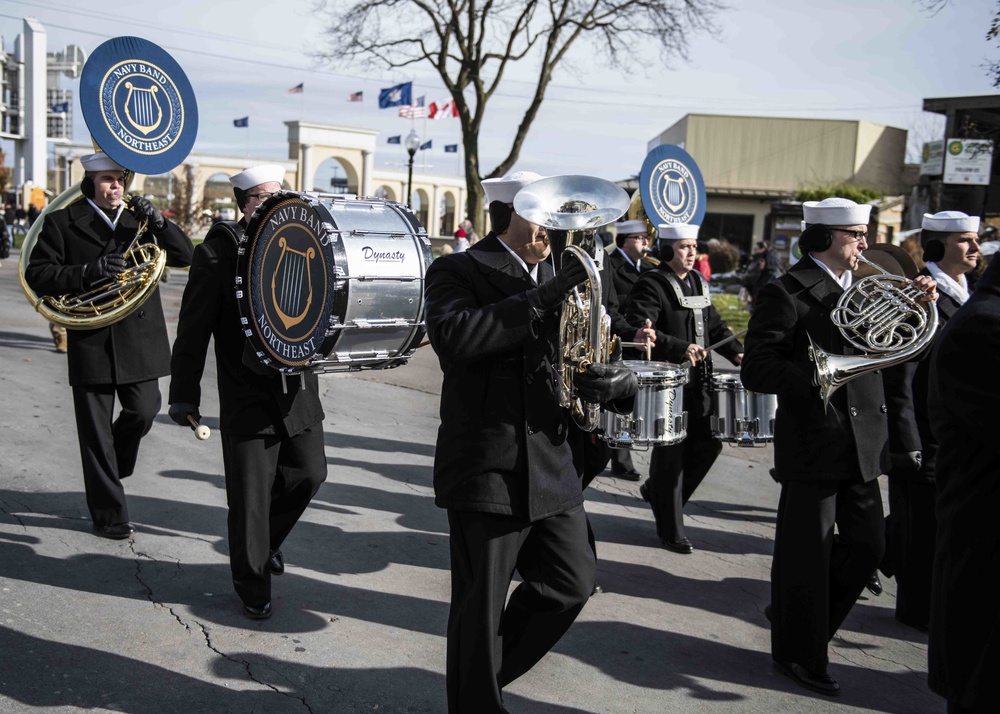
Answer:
[
  {"left": 710, "top": 373, "right": 777, "bottom": 446},
  {"left": 599, "top": 360, "right": 688, "bottom": 449},
  {"left": 237, "top": 191, "right": 432, "bottom": 374}
]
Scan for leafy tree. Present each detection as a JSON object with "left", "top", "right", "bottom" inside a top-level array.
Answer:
[
  {"left": 795, "top": 184, "right": 883, "bottom": 204},
  {"left": 315, "top": 0, "right": 724, "bottom": 235}
]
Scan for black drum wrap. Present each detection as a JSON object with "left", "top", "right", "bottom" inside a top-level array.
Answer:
[{"left": 236, "top": 192, "right": 432, "bottom": 373}]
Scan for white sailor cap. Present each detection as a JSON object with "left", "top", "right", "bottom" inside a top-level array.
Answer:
[
  {"left": 657, "top": 223, "right": 700, "bottom": 240},
  {"left": 922, "top": 210, "right": 980, "bottom": 234},
  {"left": 80, "top": 152, "right": 125, "bottom": 173},
  {"left": 802, "top": 197, "right": 872, "bottom": 226},
  {"left": 616, "top": 219, "right": 648, "bottom": 236},
  {"left": 229, "top": 164, "right": 286, "bottom": 191},
  {"left": 482, "top": 171, "right": 544, "bottom": 205}
]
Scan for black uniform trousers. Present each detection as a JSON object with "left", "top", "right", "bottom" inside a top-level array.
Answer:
[
  {"left": 446, "top": 505, "right": 596, "bottom": 714},
  {"left": 610, "top": 446, "right": 637, "bottom": 475},
  {"left": 221, "top": 425, "right": 327, "bottom": 607},
  {"left": 71, "top": 380, "right": 161, "bottom": 527},
  {"left": 887, "top": 478, "right": 936, "bottom": 629},
  {"left": 646, "top": 387, "right": 721, "bottom": 543},
  {"left": 771, "top": 478, "right": 884, "bottom": 674}
]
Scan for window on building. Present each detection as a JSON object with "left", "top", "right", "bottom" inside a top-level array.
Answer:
[{"left": 700, "top": 213, "right": 755, "bottom": 255}]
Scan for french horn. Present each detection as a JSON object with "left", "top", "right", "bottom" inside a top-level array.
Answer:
[
  {"left": 809, "top": 253, "right": 939, "bottom": 409},
  {"left": 19, "top": 182, "right": 166, "bottom": 329},
  {"left": 513, "top": 175, "right": 630, "bottom": 431}
]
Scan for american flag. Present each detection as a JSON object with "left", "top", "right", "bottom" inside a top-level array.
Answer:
[
  {"left": 287, "top": 83, "right": 304, "bottom": 94},
  {"left": 348, "top": 91, "right": 363, "bottom": 102},
  {"left": 399, "top": 104, "right": 428, "bottom": 119}
]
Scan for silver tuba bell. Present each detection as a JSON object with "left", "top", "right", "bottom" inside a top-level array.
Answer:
[
  {"left": 809, "top": 253, "right": 939, "bottom": 410},
  {"left": 513, "top": 175, "right": 630, "bottom": 431}
]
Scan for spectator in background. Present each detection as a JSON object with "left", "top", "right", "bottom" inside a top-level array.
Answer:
[
  {"left": 27, "top": 203, "right": 40, "bottom": 228},
  {"left": 460, "top": 218, "right": 480, "bottom": 246},
  {"left": 453, "top": 226, "right": 470, "bottom": 253},
  {"left": 745, "top": 247, "right": 783, "bottom": 313},
  {"left": 693, "top": 242, "right": 712, "bottom": 281}
]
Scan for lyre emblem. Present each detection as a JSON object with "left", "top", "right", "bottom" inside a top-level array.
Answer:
[
  {"left": 123, "top": 81, "right": 162, "bottom": 136},
  {"left": 662, "top": 176, "right": 686, "bottom": 213},
  {"left": 271, "top": 237, "right": 316, "bottom": 330}
]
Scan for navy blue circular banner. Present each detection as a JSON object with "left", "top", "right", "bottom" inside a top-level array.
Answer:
[
  {"left": 639, "top": 145, "right": 707, "bottom": 228},
  {"left": 80, "top": 36, "right": 198, "bottom": 175}
]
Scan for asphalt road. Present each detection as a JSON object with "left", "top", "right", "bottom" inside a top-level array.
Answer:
[{"left": 0, "top": 252, "right": 940, "bottom": 713}]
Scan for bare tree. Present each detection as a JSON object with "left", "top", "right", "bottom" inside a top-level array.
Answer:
[{"left": 314, "top": 0, "right": 724, "bottom": 235}]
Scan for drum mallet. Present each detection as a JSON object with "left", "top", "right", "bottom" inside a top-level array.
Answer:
[{"left": 187, "top": 414, "right": 211, "bottom": 441}]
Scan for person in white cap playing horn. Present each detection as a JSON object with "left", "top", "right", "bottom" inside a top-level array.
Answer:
[
  {"left": 424, "top": 170, "right": 638, "bottom": 713},
  {"left": 741, "top": 197, "right": 937, "bottom": 696},
  {"left": 168, "top": 166, "right": 327, "bottom": 621},
  {"left": 882, "top": 210, "right": 980, "bottom": 632},
  {"left": 24, "top": 152, "right": 193, "bottom": 541}
]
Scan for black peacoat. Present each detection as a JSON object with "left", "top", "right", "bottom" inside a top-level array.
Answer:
[
  {"left": 739, "top": 255, "right": 890, "bottom": 482},
  {"left": 168, "top": 221, "right": 324, "bottom": 437},
  {"left": 926, "top": 255, "right": 1000, "bottom": 711},
  {"left": 425, "top": 233, "right": 584, "bottom": 522},
  {"left": 607, "top": 247, "right": 642, "bottom": 302},
  {"left": 25, "top": 200, "right": 193, "bottom": 387}
]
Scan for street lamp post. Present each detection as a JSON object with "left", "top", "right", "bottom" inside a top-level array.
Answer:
[{"left": 404, "top": 129, "right": 420, "bottom": 208}]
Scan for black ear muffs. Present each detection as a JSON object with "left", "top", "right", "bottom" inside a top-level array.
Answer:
[
  {"left": 798, "top": 224, "right": 833, "bottom": 253},
  {"left": 488, "top": 200, "right": 513, "bottom": 236},
  {"left": 233, "top": 188, "right": 247, "bottom": 212},
  {"left": 922, "top": 239, "right": 945, "bottom": 263},
  {"left": 657, "top": 240, "right": 674, "bottom": 262},
  {"left": 81, "top": 175, "right": 96, "bottom": 200}
]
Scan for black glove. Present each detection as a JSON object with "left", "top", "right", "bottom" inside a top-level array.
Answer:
[
  {"left": 168, "top": 402, "right": 200, "bottom": 427},
  {"left": 128, "top": 196, "right": 166, "bottom": 232},
  {"left": 890, "top": 450, "right": 922, "bottom": 475},
  {"left": 83, "top": 252, "right": 128, "bottom": 284},
  {"left": 573, "top": 361, "right": 637, "bottom": 404},
  {"left": 531, "top": 258, "right": 589, "bottom": 311}
]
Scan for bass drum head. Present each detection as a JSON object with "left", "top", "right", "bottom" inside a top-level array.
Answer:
[{"left": 238, "top": 193, "right": 337, "bottom": 370}]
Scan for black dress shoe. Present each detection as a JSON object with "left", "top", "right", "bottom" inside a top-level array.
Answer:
[
  {"left": 269, "top": 549, "right": 285, "bottom": 576},
  {"left": 592, "top": 583, "right": 604, "bottom": 595},
  {"left": 662, "top": 537, "right": 694, "bottom": 554},
  {"left": 611, "top": 468, "right": 642, "bottom": 482},
  {"left": 639, "top": 481, "right": 651, "bottom": 503},
  {"left": 93, "top": 522, "right": 135, "bottom": 540},
  {"left": 243, "top": 602, "right": 272, "bottom": 620},
  {"left": 773, "top": 660, "right": 840, "bottom": 696},
  {"left": 866, "top": 572, "right": 883, "bottom": 596}
]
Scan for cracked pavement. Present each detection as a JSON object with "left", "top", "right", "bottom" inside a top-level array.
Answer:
[{"left": 0, "top": 257, "right": 939, "bottom": 713}]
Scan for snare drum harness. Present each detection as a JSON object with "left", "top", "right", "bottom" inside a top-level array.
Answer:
[{"left": 656, "top": 269, "right": 714, "bottom": 384}]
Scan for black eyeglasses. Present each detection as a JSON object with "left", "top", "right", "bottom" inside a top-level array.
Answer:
[
  {"left": 246, "top": 191, "right": 275, "bottom": 201},
  {"left": 833, "top": 228, "right": 868, "bottom": 242}
]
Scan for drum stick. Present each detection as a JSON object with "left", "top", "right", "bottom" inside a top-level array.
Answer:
[
  {"left": 187, "top": 414, "right": 211, "bottom": 441},
  {"left": 621, "top": 339, "right": 653, "bottom": 361},
  {"left": 704, "top": 329, "right": 748, "bottom": 354}
]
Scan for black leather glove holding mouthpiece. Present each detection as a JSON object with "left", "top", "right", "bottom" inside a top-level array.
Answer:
[
  {"left": 168, "top": 402, "right": 201, "bottom": 427},
  {"left": 530, "top": 259, "right": 589, "bottom": 312},
  {"left": 890, "top": 450, "right": 923, "bottom": 475},
  {"left": 128, "top": 195, "right": 166, "bottom": 232},
  {"left": 573, "top": 361, "right": 638, "bottom": 404},
  {"left": 83, "top": 252, "right": 128, "bottom": 285}
]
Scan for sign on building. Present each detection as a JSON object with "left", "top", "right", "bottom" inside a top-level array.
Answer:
[
  {"left": 943, "top": 139, "right": 994, "bottom": 185},
  {"left": 920, "top": 140, "right": 945, "bottom": 175}
]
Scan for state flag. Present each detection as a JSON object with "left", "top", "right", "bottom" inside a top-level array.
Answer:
[
  {"left": 387, "top": 135, "right": 401, "bottom": 144},
  {"left": 419, "top": 140, "right": 432, "bottom": 151},
  {"left": 444, "top": 144, "right": 459, "bottom": 153},
  {"left": 233, "top": 117, "right": 249, "bottom": 127},
  {"left": 378, "top": 81, "right": 412, "bottom": 108},
  {"left": 287, "top": 83, "right": 304, "bottom": 94},
  {"left": 51, "top": 102, "right": 69, "bottom": 113},
  {"left": 348, "top": 91, "right": 363, "bottom": 102}
]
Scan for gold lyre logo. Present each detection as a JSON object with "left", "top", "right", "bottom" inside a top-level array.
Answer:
[
  {"left": 663, "top": 176, "right": 686, "bottom": 213},
  {"left": 271, "top": 236, "right": 316, "bottom": 330},
  {"left": 123, "top": 81, "right": 162, "bottom": 136}
]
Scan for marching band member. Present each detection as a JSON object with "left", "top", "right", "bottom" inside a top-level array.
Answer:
[
  {"left": 927, "top": 252, "right": 1000, "bottom": 714},
  {"left": 740, "top": 197, "right": 936, "bottom": 696},
  {"left": 168, "top": 165, "right": 327, "bottom": 620},
  {"left": 624, "top": 223, "right": 743, "bottom": 554},
  {"left": 883, "top": 210, "right": 980, "bottom": 632},
  {"left": 25, "top": 152, "right": 193, "bottom": 540},
  {"left": 424, "top": 170, "right": 636, "bottom": 713}
]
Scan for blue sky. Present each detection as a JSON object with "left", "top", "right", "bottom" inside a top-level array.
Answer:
[{"left": 1, "top": 0, "right": 997, "bottom": 185}]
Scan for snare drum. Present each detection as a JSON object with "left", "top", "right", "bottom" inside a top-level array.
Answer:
[
  {"left": 710, "top": 373, "right": 777, "bottom": 446},
  {"left": 236, "top": 191, "right": 432, "bottom": 373},
  {"left": 600, "top": 361, "right": 688, "bottom": 449}
]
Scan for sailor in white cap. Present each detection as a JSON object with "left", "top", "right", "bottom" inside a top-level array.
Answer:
[
  {"left": 169, "top": 165, "right": 326, "bottom": 620},
  {"left": 423, "top": 170, "right": 638, "bottom": 712},
  {"left": 740, "top": 197, "right": 937, "bottom": 696},
  {"left": 23, "top": 151, "right": 194, "bottom": 541},
  {"left": 881, "top": 209, "right": 981, "bottom": 634},
  {"left": 624, "top": 222, "right": 743, "bottom": 553}
]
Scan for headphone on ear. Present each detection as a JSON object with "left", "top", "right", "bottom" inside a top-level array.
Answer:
[
  {"left": 798, "top": 224, "right": 833, "bottom": 253},
  {"left": 233, "top": 188, "right": 247, "bottom": 212},
  {"left": 80, "top": 175, "right": 96, "bottom": 200},
  {"left": 656, "top": 240, "right": 674, "bottom": 262},
  {"left": 921, "top": 229, "right": 947, "bottom": 263}
]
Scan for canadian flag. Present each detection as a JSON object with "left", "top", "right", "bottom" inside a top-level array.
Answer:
[{"left": 428, "top": 100, "right": 460, "bottom": 119}]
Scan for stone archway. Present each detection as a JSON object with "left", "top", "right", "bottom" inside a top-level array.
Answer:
[
  {"left": 439, "top": 190, "right": 457, "bottom": 236},
  {"left": 375, "top": 185, "right": 397, "bottom": 202},
  {"left": 314, "top": 157, "right": 356, "bottom": 194},
  {"left": 286, "top": 121, "right": 377, "bottom": 196},
  {"left": 414, "top": 188, "right": 430, "bottom": 229}
]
